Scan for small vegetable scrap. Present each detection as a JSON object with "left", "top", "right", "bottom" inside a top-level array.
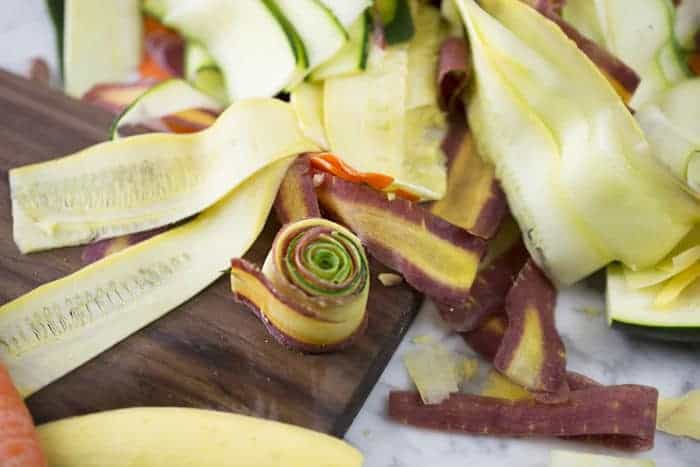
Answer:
[
  {"left": 549, "top": 449, "right": 655, "bottom": 467},
  {"left": 36, "top": 407, "right": 362, "bottom": 467},
  {"left": 378, "top": 273, "right": 404, "bottom": 287},
  {"left": 315, "top": 172, "right": 486, "bottom": 305},
  {"left": 403, "top": 343, "right": 462, "bottom": 404},
  {"left": 231, "top": 218, "right": 370, "bottom": 352},
  {"left": 0, "top": 363, "right": 46, "bottom": 467},
  {"left": 389, "top": 384, "right": 658, "bottom": 450},
  {"left": 657, "top": 389, "right": 700, "bottom": 440}
]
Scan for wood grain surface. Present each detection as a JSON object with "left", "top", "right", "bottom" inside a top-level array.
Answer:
[{"left": 0, "top": 69, "right": 422, "bottom": 436}]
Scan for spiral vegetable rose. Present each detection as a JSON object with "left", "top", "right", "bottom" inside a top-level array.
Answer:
[{"left": 230, "top": 218, "right": 370, "bottom": 352}]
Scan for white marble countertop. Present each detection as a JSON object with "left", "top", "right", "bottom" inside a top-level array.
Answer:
[{"left": 2, "top": 2, "right": 699, "bottom": 466}]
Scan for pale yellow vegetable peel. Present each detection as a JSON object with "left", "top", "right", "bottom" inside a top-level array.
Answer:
[
  {"left": 10, "top": 99, "right": 315, "bottom": 253},
  {"left": 38, "top": 407, "right": 363, "bottom": 467},
  {"left": 657, "top": 389, "right": 700, "bottom": 440}
]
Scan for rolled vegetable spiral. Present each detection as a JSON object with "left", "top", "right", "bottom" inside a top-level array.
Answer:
[{"left": 230, "top": 218, "right": 370, "bottom": 352}]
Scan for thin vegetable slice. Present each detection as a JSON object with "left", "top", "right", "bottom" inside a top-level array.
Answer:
[
  {"left": 438, "top": 239, "right": 528, "bottom": 332},
  {"left": 230, "top": 218, "right": 369, "bottom": 352},
  {"left": 10, "top": 99, "right": 315, "bottom": 253},
  {"left": 494, "top": 260, "right": 567, "bottom": 395},
  {"left": 429, "top": 119, "right": 507, "bottom": 240},
  {"left": 315, "top": 173, "right": 486, "bottom": 306},
  {"left": 481, "top": 369, "right": 533, "bottom": 400},
  {"left": 623, "top": 226, "right": 700, "bottom": 289},
  {"left": 437, "top": 38, "right": 471, "bottom": 111},
  {"left": 152, "top": 0, "right": 302, "bottom": 100},
  {"left": 388, "top": 384, "right": 658, "bottom": 450},
  {"left": 457, "top": 0, "right": 699, "bottom": 285},
  {"left": 635, "top": 78, "right": 700, "bottom": 195},
  {"left": 82, "top": 81, "right": 154, "bottom": 114},
  {"left": 462, "top": 313, "right": 508, "bottom": 361},
  {"left": 406, "top": 0, "right": 444, "bottom": 109},
  {"left": 81, "top": 227, "right": 166, "bottom": 265},
  {"left": 323, "top": 42, "right": 448, "bottom": 200},
  {"left": 607, "top": 264, "right": 700, "bottom": 340},
  {"left": 274, "top": 156, "right": 321, "bottom": 225},
  {"left": 310, "top": 12, "right": 372, "bottom": 81},
  {"left": 0, "top": 363, "right": 47, "bottom": 467},
  {"left": 403, "top": 343, "right": 461, "bottom": 404},
  {"left": 310, "top": 153, "right": 394, "bottom": 192},
  {"left": 63, "top": 0, "right": 142, "bottom": 97},
  {"left": 533, "top": 0, "right": 640, "bottom": 102},
  {"left": 110, "top": 79, "right": 223, "bottom": 139},
  {"left": 290, "top": 82, "right": 328, "bottom": 149},
  {"left": 142, "top": 25, "right": 185, "bottom": 79},
  {"left": 550, "top": 450, "right": 655, "bottom": 467},
  {"left": 1, "top": 157, "right": 297, "bottom": 397},
  {"left": 37, "top": 407, "right": 363, "bottom": 467},
  {"left": 657, "top": 389, "right": 700, "bottom": 440}
]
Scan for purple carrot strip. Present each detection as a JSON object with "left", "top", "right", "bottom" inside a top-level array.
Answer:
[
  {"left": 430, "top": 113, "right": 508, "bottom": 240},
  {"left": 438, "top": 239, "right": 529, "bottom": 332},
  {"left": 145, "top": 32, "right": 185, "bottom": 78},
  {"left": 389, "top": 385, "right": 658, "bottom": 451},
  {"left": 274, "top": 155, "right": 321, "bottom": 225},
  {"left": 494, "top": 260, "right": 567, "bottom": 394},
  {"left": 437, "top": 38, "right": 471, "bottom": 112},
  {"left": 315, "top": 173, "right": 487, "bottom": 306},
  {"left": 81, "top": 227, "right": 167, "bottom": 264}
]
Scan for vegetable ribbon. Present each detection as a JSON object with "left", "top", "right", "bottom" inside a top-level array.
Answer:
[{"left": 231, "top": 218, "right": 369, "bottom": 352}]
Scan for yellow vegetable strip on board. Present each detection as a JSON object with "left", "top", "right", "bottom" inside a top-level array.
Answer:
[
  {"left": 0, "top": 100, "right": 317, "bottom": 396},
  {"left": 37, "top": 407, "right": 363, "bottom": 467},
  {"left": 10, "top": 99, "right": 315, "bottom": 253}
]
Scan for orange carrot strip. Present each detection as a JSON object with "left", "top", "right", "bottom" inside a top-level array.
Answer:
[
  {"left": 393, "top": 189, "right": 420, "bottom": 202},
  {"left": 0, "top": 363, "right": 46, "bottom": 467},
  {"left": 139, "top": 54, "right": 173, "bottom": 81},
  {"left": 310, "top": 153, "right": 394, "bottom": 190},
  {"left": 143, "top": 15, "right": 178, "bottom": 36}
]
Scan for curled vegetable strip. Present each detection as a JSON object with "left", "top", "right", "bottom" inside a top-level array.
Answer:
[
  {"left": 429, "top": 116, "right": 507, "bottom": 240},
  {"left": 274, "top": 155, "right": 321, "bottom": 225},
  {"left": 437, "top": 38, "right": 471, "bottom": 112},
  {"left": 457, "top": 0, "right": 699, "bottom": 285},
  {"left": 533, "top": 0, "right": 640, "bottom": 102},
  {"left": 389, "top": 384, "right": 658, "bottom": 451},
  {"left": 315, "top": 173, "right": 486, "bottom": 306},
  {"left": 231, "top": 218, "right": 369, "bottom": 352},
  {"left": 10, "top": 99, "right": 316, "bottom": 253},
  {"left": 494, "top": 260, "right": 568, "bottom": 396},
  {"left": 438, "top": 239, "right": 528, "bottom": 332}
]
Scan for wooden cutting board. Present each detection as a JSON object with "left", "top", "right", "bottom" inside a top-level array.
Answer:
[{"left": 0, "top": 70, "right": 422, "bottom": 436}]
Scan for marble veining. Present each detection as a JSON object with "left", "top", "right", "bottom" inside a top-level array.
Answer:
[{"left": 1, "top": 2, "right": 698, "bottom": 465}]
